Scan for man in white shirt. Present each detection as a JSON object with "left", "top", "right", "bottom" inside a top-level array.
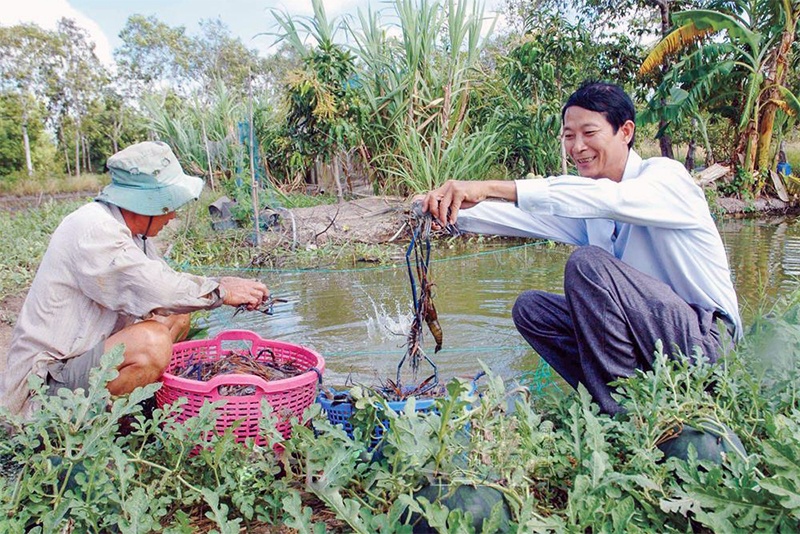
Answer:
[
  {"left": 422, "top": 81, "right": 741, "bottom": 415},
  {"left": 1, "top": 141, "right": 270, "bottom": 417}
]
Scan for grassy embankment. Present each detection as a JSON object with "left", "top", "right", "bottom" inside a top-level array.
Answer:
[{"left": 0, "top": 172, "right": 107, "bottom": 196}]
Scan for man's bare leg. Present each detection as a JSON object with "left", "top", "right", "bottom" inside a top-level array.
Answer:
[
  {"left": 104, "top": 314, "right": 190, "bottom": 395},
  {"left": 148, "top": 313, "right": 191, "bottom": 343}
]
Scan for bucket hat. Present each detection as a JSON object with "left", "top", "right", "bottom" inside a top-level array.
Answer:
[{"left": 96, "top": 141, "right": 204, "bottom": 216}]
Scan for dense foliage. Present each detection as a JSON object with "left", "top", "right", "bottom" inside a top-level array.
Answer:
[
  {"left": 639, "top": 0, "right": 800, "bottom": 193},
  {"left": 3, "top": 0, "right": 796, "bottom": 198},
  {"left": 2, "top": 296, "right": 800, "bottom": 532}
]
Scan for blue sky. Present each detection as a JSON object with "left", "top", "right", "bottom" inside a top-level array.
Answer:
[{"left": 1, "top": 0, "right": 507, "bottom": 66}]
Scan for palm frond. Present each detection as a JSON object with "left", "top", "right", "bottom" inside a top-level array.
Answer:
[
  {"left": 640, "top": 24, "right": 715, "bottom": 75},
  {"left": 640, "top": 8, "right": 760, "bottom": 76},
  {"left": 777, "top": 86, "right": 800, "bottom": 117}
]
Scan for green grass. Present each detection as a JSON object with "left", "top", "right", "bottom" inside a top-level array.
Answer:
[{"left": 0, "top": 172, "right": 107, "bottom": 196}]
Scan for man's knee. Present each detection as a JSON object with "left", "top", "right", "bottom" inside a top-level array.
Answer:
[
  {"left": 139, "top": 325, "right": 173, "bottom": 372},
  {"left": 115, "top": 322, "right": 173, "bottom": 374},
  {"left": 512, "top": 290, "right": 550, "bottom": 330},
  {"left": 564, "top": 245, "right": 614, "bottom": 288}
]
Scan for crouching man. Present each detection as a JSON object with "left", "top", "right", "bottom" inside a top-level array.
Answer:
[{"left": 1, "top": 141, "right": 269, "bottom": 417}]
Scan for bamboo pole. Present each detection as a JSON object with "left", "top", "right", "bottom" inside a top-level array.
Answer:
[
  {"left": 248, "top": 70, "right": 261, "bottom": 246},
  {"left": 200, "top": 112, "right": 215, "bottom": 191}
]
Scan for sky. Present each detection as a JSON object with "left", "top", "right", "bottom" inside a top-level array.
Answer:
[{"left": 0, "top": 0, "right": 507, "bottom": 66}]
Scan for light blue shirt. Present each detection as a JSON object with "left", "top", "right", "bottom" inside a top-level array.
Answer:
[{"left": 457, "top": 150, "right": 742, "bottom": 338}]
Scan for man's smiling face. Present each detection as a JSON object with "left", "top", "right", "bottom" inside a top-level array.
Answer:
[{"left": 562, "top": 106, "right": 634, "bottom": 182}]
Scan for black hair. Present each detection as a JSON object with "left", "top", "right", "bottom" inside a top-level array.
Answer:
[{"left": 562, "top": 80, "right": 636, "bottom": 148}]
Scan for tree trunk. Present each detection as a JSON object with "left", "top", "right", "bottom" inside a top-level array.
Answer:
[
  {"left": 744, "top": 122, "right": 758, "bottom": 174},
  {"left": 343, "top": 150, "right": 354, "bottom": 193},
  {"left": 74, "top": 128, "right": 81, "bottom": 177},
  {"left": 63, "top": 136, "right": 71, "bottom": 177},
  {"left": 357, "top": 143, "right": 377, "bottom": 191},
  {"left": 657, "top": 0, "right": 674, "bottom": 158},
  {"left": 685, "top": 125, "right": 696, "bottom": 171},
  {"left": 659, "top": 131, "right": 674, "bottom": 159},
  {"left": 735, "top": 72, "right": 762, "bottom": 175},
  {"left": 755, "top": 24, "right": 797, "bottom": 174},
  {"left": 83, "top": 135, "right": 92, "bottom": 173},
  {"left": 332, "top": 153, "right": 343, "bottom": 202},
  {"left": 21, "top": 122, "right": 33, "bottom": 177},
  {"left": 112, "top": 113, "right": 121, "bottom": 153}
]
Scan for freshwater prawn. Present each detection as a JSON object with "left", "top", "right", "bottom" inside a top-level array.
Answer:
[{"left": 394, "top": 202, "right": 445, "bottom": 391}]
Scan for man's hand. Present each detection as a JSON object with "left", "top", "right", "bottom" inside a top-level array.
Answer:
[
  {"left": 218, "top": 276, "right": 270, "bottom": 310},
  {"left": 421, "top": 180, "right": 484, "bottom": 227},
  {"left": 421, "top": 180, "right": 516, "bottom": 226}
]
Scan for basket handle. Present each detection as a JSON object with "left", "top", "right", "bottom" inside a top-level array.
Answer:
[
  {"left": 310, "top": 367, "right": 323, "bottom": 385},
  {"left": 213, "top": 329, "right": 262, "bottom": 357},
  {"left": 204, "top": 372, "right": 270, "bottom": 394},
  {"left": 212, "top": 329, "right": 263, "bottom": 344}
]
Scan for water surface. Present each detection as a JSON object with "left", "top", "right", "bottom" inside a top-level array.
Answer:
[{"left": 201, "top": 215, "right": 800, "bottom": 388}]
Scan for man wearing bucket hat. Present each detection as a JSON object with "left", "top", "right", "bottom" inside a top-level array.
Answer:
[{"left": 1, "top": 141, "right": 270, "bottom": 417}]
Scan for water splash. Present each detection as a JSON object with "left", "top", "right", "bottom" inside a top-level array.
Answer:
[{"left": 363, "top": 291, "right": 413, "bottom": 342}]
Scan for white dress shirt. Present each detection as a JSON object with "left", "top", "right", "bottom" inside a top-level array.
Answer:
[{"left": 457, "top": 150, "right": 742, "bottom": 339}]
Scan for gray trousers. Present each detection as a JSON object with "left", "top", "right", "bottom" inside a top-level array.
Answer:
[{"left": 512, "top": 246, "right": 723, "bottom": 415}]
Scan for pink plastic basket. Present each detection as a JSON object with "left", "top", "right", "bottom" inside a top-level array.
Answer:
[{"left": 156, "top": 330, "right": 325, "bottom": 446}]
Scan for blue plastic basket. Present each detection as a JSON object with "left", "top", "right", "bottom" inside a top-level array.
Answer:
[{"left": 317, "top": 387, "right": 437, "bottom": 440}]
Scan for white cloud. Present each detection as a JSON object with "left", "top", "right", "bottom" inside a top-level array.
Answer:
[{"left": 0, "top": 0, "right": 113, "bottom": 66}]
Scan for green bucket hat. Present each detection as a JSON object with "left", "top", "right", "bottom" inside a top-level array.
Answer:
[{"left": 96, "top": 141, "right": 204, "bottom": 216}]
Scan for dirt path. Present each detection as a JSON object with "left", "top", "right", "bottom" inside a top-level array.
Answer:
[
  {"left": 0, "top": 294, "right": 24, "bottom": 359},
  {"left": 0, "top": 191, "right": 97, "bottom": 214}
]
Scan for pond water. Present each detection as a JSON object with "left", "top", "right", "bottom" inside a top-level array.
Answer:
[{"left": 200, "top": 215, "right": 800, "bottom": 389}]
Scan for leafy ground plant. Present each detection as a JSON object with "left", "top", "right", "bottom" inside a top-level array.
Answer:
[
  {"left": 0, "top": 346, "right": 293, "bottom": 533},
  {"left": 3, "top": 299, "right": 800, "bottom": 532}
]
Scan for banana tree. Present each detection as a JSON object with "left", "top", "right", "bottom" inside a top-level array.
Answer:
[
  {"left": 756, "top": 0, "right": 800, "bottom": 177},
  {"left": 640, "top": 1, "right": 800, "bottom": 194}
]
